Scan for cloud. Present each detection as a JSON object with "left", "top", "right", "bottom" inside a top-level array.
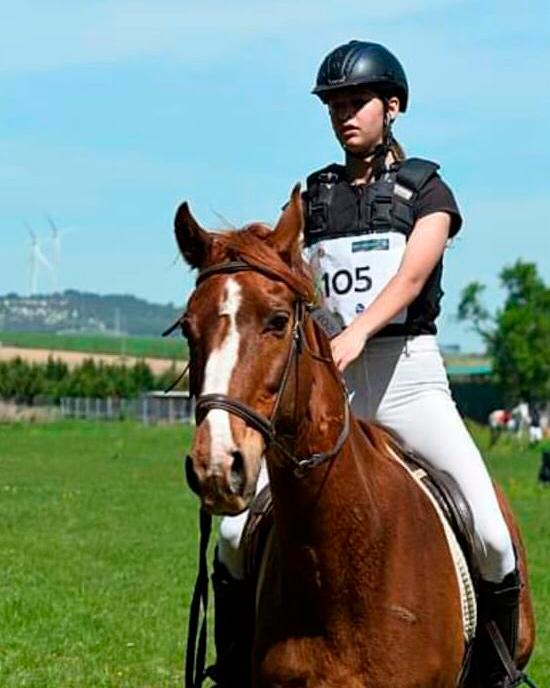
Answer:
[{"left": 1, "top": 0, "right": 468, "bottom": 73}]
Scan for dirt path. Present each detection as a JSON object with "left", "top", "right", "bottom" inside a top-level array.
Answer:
[{"left": 0, "top": 346, "right": 182, "bottom": 374}]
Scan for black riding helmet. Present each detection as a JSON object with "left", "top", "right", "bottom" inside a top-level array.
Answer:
[{"left": 312, "top": 40, "right": 409, "bottom": 112}]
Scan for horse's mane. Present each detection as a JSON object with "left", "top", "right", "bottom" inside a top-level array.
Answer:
[
  {"left": 358, "top": 418, "right": 405, "bottom": 459},
  {"left": 206, "top": 223, "right": 317, "bottom": 303}
]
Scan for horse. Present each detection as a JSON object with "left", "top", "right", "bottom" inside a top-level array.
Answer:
[{"left": 176, "top": 186, "right": 535, "bottom": 688}]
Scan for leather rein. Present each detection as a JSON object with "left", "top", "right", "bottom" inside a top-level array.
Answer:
[{"left": 193, "top": 260, "right": 350, "bottom": 476}]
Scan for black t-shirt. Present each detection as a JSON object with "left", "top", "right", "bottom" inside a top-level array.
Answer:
[
  {"left": 303, "top": 160, "right": 463, "bottom": 337},
  {"left": 380, "top": 171, "right": 462, "bottom": 336},
  {"left": 414, "top": 175, "right": 462, "bottom": 238}
]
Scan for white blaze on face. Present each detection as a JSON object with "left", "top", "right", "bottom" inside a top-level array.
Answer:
[{"left": 202, "top": 278, "right": 242, "bottom": 466}]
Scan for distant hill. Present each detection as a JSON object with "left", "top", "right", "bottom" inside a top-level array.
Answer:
[{"left": 0, "top": 290, "right": 183, "bottom": 336}]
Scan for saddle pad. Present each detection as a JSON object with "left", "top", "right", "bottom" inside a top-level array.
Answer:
[{"left": 387, "top": 446, "right": 477, "bottom": 643}]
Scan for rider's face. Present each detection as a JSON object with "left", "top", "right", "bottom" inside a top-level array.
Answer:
[{"left": 326, "top": 89, "right": 389, "bottom": 154}]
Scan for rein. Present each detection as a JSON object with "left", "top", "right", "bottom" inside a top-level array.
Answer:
[{"left": 193, "top": 260, "right": 350, "bottom": 475}]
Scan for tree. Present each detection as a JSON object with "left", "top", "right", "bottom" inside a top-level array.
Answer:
[
  {"left": 457, "top": 261, "right": 550, "bottom": 404},
  {"left": 0, "top": 357, "right": 45, "bottom": 404}
]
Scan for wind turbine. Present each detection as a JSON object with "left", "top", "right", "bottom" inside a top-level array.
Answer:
[
  {"left": 46, "top": 215, "right": 75, "bottom": 293},
  {"left": 27, "top": 223, "right": 54, "bottom": 295}
]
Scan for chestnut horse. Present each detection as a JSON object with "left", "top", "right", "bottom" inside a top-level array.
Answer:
[{"left": 176, "top": 187, "right": 535, "bottom": 688}]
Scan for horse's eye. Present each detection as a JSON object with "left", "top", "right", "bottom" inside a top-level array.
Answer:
[{"left": 265, "top": 312, "right": 290, "bottom": 335}]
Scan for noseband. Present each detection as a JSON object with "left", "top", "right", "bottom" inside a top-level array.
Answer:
[{"left": 192, "top": 260, "right": 350, "bottom": 475}]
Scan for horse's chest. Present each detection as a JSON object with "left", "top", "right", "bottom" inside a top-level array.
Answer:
[{"left": 255, "top": 639, "right": 367, "bottom": 688}]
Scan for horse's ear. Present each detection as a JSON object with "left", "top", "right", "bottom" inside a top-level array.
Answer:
[
  {"left": 174, "top": 202, "right": 211, "bottom": 269},
  {"left": 266, "top": 184, "right": 303, "bottom": 265}
]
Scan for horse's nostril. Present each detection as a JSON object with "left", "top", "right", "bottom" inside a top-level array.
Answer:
[
  {"left": 229, "top": 450, "right": 246, "bottom": 495},
  {"left": 185, "top": 455, "right": 200, "bottom": 495}
]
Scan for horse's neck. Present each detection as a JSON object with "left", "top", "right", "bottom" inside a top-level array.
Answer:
[
  {"left": 267, "top": 343, "right": 383, "bottom": 608},
  {"left": 266, "top": 423, "right": 384, "bottom": 633},
  {"left": 268, "top": 411, "right": 377, "bottom": 531},
  {"left": 267, "top": 322, "right": 383, "bottom": 590}
]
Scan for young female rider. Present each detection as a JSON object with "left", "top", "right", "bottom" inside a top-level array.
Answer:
[
  {"left": 302, "top": 41, "right": 522, "bottom": 688},
  {"left": 212, "top": 41, "right": 522, "bottom": 688}
]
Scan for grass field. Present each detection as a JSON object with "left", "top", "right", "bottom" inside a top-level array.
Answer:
[
  {"left": 0, "top": 331, "right": 187, "bottom": 360},
  {"left": 0, "top": 421, "right": 548, "bottom": 687}
]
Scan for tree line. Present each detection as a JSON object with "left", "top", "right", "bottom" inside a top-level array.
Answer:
[{"left": 0, "top": 357, "right": 187, "bottom": 405}]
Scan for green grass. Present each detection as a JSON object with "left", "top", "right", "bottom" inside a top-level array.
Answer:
[
  {"left": 474, "top": 427, "right": 550, "bottom": 683},
  {"left": 0, "top": 331, "right": 187, "bottom": 360},
  {"left": 0, "top": 421, "right": 197, "bottom": 687},
  {"left": 0, "top": 421, "right": 548, "bottom": 686}
]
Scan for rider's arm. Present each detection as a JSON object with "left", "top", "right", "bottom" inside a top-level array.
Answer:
[{"left": 330, "top": 211, "right": 451, "bottom": 371}]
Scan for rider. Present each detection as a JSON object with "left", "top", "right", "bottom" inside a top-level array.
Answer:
[{"left": 212, "top": 41, "right": 522, "bottom": 688}]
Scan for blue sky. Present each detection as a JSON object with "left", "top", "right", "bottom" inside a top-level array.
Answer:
[{"left": 1, "top": 0, "right": 548, "bottom": 351}]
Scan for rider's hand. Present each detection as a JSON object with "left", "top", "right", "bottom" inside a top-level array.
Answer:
[{"left": 330, "top": 319, "right": 369, "bottom": 372}]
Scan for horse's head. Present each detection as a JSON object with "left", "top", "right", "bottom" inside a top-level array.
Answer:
[{"left": 175, "top": 186, "right": 317, "bottom": 515}]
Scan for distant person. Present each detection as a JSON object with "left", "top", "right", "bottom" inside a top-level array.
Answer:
[
  {"left": 539, "top": 451, "right": 550, "bottom": 484},
  {"left": 489, "top": 408, "right": 512, "bottom": 446},
  {"left": 512, "top": 400, "right": 530, "bottom": 438},
  {"left": 212, "top": 40, "right": 524, "bottom": 688},
  {"left": 528, "top": 403, "right": 543, "bottom": 445}
]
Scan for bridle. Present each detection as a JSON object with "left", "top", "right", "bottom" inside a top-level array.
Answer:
[
  {"left": 182, "top": 259, "right": 351, "bottom": 688},
  {"left": 191, "top": 260, "right": 350, "bottom": 476}
]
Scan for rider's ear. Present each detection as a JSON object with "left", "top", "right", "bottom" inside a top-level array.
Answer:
[
  {"left": 174, "top": 202, "right": 212, "bottom": 269},
  {"left": 266, "top": 184, "right": 303, "bottom": 266}
]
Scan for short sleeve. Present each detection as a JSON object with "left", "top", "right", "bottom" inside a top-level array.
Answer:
[{"left": 414, "top": 175, "right": 463, "bottom": 237}]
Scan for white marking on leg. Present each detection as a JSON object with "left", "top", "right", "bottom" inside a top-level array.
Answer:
[{"left": 202, "top": 278, "right": 241, "bottom": 467}]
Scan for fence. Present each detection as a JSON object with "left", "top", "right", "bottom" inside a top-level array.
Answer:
[
  {"left": 449, "top": 380, "right": 504, "bottom": 424},
  {"left": 59, "top": 392, "right": 194, "bottom": 424}
]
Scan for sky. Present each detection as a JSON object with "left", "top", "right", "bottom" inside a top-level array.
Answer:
[{"left": 1, "top": 0, "right": 548, "bottom": 351}]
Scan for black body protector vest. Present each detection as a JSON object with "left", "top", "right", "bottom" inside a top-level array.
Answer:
[{"left": 303, "top": 158, "right": 443, "bottom": 337}]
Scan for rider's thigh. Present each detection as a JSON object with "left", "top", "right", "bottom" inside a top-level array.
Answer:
[
  {"left": 344, "top": 353, "right": 372, "bottom": 417},
  {"left": 375, "top": 377, "right": 515, "bottom": 581}
]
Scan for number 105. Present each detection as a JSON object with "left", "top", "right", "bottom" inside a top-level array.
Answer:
[{"left": 322, "top": 266, "right": 372, "bottom": 298}]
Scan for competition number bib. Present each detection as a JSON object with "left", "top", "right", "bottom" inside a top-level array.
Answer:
[{"left": 306, "top": 232, "right": 407, "bottom": 327}]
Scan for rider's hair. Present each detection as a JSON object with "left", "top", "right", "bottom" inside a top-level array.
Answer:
[
  {"left": 389, "top": 134, "right": 406, "bottom": 162},
  {"left": 384, "top": 97, "right": 406, "bottom": 163}
]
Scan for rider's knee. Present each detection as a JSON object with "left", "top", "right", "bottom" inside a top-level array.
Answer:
[
  {"left": 477, "top": 519, "right": 516, "bottom": 581},
  {"left": 218, "top": 514, "right": 247, "bottom": 580},
  {"left": 485, "top": 519, "right": 514, "bottom": 558},
  {"left": 219, "top": 513, "right": 247, "bottom": 553}
]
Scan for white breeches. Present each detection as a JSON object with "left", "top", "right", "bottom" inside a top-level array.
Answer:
[
  {"left": 217, "top": 462, "right": 269, "bottom": 580},
  {"left": 218, "top": 334, "right": 516, "bottom": 583}
]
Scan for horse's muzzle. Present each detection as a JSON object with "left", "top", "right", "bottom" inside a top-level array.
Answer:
[{"left": 185, "top": 452, "right": 255, "bottom": 515}]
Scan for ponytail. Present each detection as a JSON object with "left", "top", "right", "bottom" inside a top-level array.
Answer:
[{"left": 389, "top": 134, "right": 406, "bottom": 162}]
